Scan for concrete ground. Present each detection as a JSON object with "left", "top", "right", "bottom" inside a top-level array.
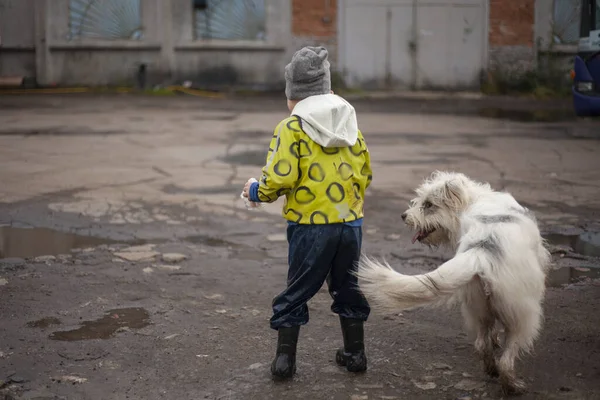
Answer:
[{"left": 0, "top": 93, "right": 599, "bottom": 400}]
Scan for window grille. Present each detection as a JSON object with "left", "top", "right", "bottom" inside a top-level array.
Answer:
[
  {"left": 193, "top": 0, "right": 266, "bottom": 41},
  {"left": 68, "top": 0, "right": 143, "bottom": 40}
]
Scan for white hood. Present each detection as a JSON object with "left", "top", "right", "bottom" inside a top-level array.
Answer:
[{"left": 292, "top": 94, "right": 358, "bottom": 148}]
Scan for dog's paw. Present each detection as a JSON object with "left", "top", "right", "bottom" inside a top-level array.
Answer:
[
  {"left": 484, "top": 362, "right": 499, "bottom": 378},
  {"left": 501, "top": 378, "right": 527, "bottom": 396},
  {"left": 483, "top": 355, "right": 499, "bottom": 378}
]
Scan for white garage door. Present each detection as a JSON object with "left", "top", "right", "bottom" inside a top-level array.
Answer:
[{"left": 338, "top": 0, "right": 488, "bottom": 90}]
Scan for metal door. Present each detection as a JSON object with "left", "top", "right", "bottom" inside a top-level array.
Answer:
[{"left": 338, "top": 0, "right": 488, "bottom": 90}]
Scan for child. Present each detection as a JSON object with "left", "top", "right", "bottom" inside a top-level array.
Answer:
[{"left": 242, "top": 46, "right": 372, "bottom": 379}]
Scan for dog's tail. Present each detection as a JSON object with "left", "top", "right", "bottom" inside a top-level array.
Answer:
[{"left": 355, "top": 253, "right": 478, "bottom": 312}]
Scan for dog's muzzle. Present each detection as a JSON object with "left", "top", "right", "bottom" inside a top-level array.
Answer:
[{"left": 411, "top": 228, "right": 436, "bottom": 244}]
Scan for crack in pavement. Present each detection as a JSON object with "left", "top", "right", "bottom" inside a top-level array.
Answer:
[
  {"left": 152, "top": 166, "right": 172, "bottom": 178},
  {"left": 553, "top": 148, "right": 564, "bottom": 165}
]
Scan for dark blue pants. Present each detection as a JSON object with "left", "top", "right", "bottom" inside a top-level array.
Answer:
[{"left": 270, "top": 223, "right": 371, "bottom": 330}]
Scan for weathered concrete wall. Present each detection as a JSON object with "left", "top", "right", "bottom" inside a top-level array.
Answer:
[
  {"left": 0, "top": 0, "right": 293, "bottom": 88},
  {"left": 488, "top": 0, "right": 536, "bottom": 74},
  {"left": 535, "top": 0, "right": 576, "bottom": 87},
  {"left": 49, "top": 50, "right": 162, "bottom": 86},
  {"left": 171, "top": 0, "right": 291, "bottom": 90},
  {"left": 535, "top": 0, "right": 554, "bottom": 50},
  {"left": 43, "top": 0, "right": 163, "bottom": 86},
  {"left": 1, "top": 0, "right": 557, "bottom": 90},
  {"left": 0, "top": 0, "right": 36, "bottom": 77},
  {"left": 174, "top": 50, "right": 286, "bottom": 90},
  {"left": 0, "top": 52, "right": 36, "bottom": 77},
  {"left": 489, "top": 0, "right": 575, "bottom": 90}
]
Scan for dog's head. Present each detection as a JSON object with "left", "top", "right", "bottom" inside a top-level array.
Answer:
[{"left": 402, "top": 171, "right": 478, "bottom": 247}]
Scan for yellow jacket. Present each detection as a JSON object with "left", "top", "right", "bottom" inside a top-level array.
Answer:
[{"left": 250, "top": 94, "right": 372, "bottom": 224}]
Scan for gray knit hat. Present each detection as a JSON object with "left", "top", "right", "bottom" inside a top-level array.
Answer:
[{"left": 285, "top": 46, "right": 331, "bottom": 100}]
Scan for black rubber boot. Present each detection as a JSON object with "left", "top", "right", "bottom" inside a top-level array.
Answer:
[
  {"left": 335, "top": 317, "right": 367, "bottom": 372},
  {"left": 271, "top": 326, "right": 300, "bottom": 380}
]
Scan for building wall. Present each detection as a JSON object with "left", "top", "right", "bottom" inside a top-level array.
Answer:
[
  {"left": 1, "top": 0, "right": 553, "bottom": 90},
  {"left": 169, "top": 0, "right": 292, "bottom": 90},
  {"left": 0, "top": 0, "right": 36, "bottom": 77},
  {"left": 535, "top": 0, "right": 555, "bottom": 51},
  {"left": 291, "top": 0, "right": 338, "bottom": 66},
  {"left": 0, "top": 0, "right": 293, "bottom": 89},
  {"left": 292, "top": 0, "right": 541, "bottom": 82},
  {"left": 488, "top": 0, "right": 536, "bottom": 75}
]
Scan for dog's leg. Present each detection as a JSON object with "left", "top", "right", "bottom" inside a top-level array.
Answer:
[
  {"left": 495, "top": 290, "right": 543, "bottom": 396},
  {"left": 462, "top": 279, "right": 500, "bottom": 378},
  {"left": 497, "top": 332, "right": 527, "bottom": 395},
  {"left": 482, "top": 286, "right": 502, "bottom": 378},
  {"left": 475, "top": 319, "right": 500, "bottom": 378}
]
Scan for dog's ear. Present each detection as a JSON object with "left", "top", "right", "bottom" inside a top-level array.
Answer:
[{"left": 441, "top": 179, "right": 466, "bottom": 210}]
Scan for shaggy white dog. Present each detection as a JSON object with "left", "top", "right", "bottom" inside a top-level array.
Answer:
[{"left": 356, "top": 171, "right": 551, "bottom": 395}]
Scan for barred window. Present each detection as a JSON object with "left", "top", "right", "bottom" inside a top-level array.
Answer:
[
  {"left": 68, "top": 0, "right": 143, "bottom": 41},
  {"left": 553, "top": 0, "right": 582, "bottom": 44},
  {"left": 193, "top": 0, "right": 266, "bottom": 41}
]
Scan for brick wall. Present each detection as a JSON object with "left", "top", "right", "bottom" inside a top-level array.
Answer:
[
  {"left": 489, "top": 0, "right": 535, "bottom": 47},
  {"left": 291, "top": 0, "right": 338, "bottom": 64},
  {"left": 488, "top": 0, "right": 536, "bottom": 74},
  {"left": 289, "top": 0, "right": 539, "bottom": 82}
]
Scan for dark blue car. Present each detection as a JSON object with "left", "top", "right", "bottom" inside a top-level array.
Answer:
[{"left": 573, "top": 0, "right": 600, "bottom": 116}]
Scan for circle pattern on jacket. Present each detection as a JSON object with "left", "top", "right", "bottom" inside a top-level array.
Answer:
[
  {"left": 274, "top": 159, "right": 292, "bottom": 177},
  {"left": 290, "top": 139, "right": 312, "bottom": 159},
  {"left": 321, "top": 145, "right": 340, "bottom": 155},
  {"left": 308, "top": 163, "right": 326, "bottom": 182},
  {"left": 287, "top": 119, "right": 302, "bottom": 132},
  {"left": 353, "top": 182, "right": 362, "bottom": 200},
  {"left": 360, "top": 161, "right": 369, "bottom": 176},
  {"left": 310, "top": 211, "right": 329, "bottom": 224},
  {"left": 338, "top": 162, "right": 354, "bottom": 181},
  {"left": 349, "top": 139, "right": 365, "bottom": 156},
  {"left": 285, "top": 208, "right": 303, "bottom": 223},
  {"left": 326, "top": 182, "right": 345, "bottom": 203},
  {"left": 294, "top": 186, "right": 317, "bottom": 204},
  {"left": 271, "top": 118, "right": 368, "bottom": 223}
]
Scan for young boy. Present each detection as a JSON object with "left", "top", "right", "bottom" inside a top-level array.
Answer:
[{"left": 242, "top": 46, "right": 372, "bottom": 379}]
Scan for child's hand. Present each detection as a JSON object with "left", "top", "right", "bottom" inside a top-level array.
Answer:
[
  {"left": 243, "top": 180, "right": 252, "bottom": 198},
  {"left": 241, "top": 178, "right": 263, "bottom": 210}
]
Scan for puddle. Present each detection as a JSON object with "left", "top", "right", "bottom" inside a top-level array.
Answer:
[
  {"left": 185, "top": 234, "right": 270, "bottom": 260},
  {"left": 0, "top": 226, "right": 266, "bottom": 261},
  {"left": 478, "top": 107, "right": 576, "bottom": 123},
  {"left": 27, "top": 317, "right": 62, "bottom": 329},
  {"left": 0, "top": 226, "right": 117, "bottom": 259},
  {"left": 544, "top": 231, "right": 600, "bottom": 286},
  {"left": 49, "top": 308, "right": 150, "bottom": 341},
  {"left": 544, "top": 231, "right": 600, "bottom": 257},
  {"left": 185, "top": 234, "right": 239, "bottom": 248}
]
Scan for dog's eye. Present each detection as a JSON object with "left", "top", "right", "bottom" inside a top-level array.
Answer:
[{"left": 423, "top": 201, "right": 433, "bottom": 209}]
